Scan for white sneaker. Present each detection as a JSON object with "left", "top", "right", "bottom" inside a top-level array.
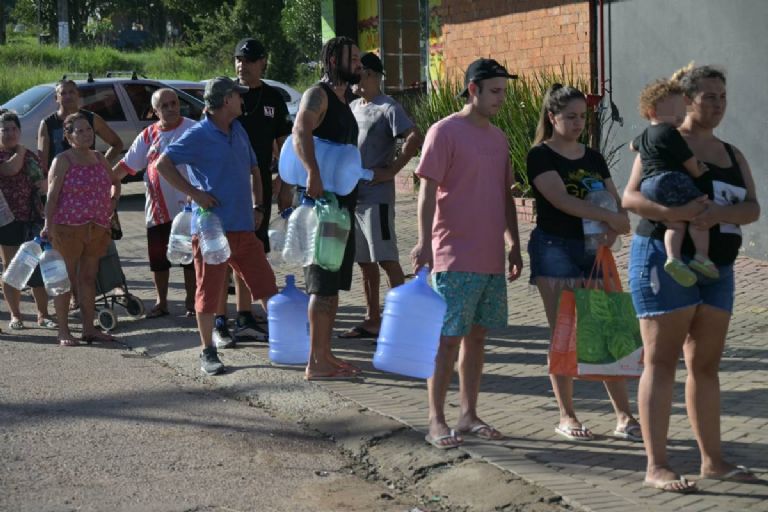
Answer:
[{"left": 212, "top": 321, "right": 236, "bottom": 349}]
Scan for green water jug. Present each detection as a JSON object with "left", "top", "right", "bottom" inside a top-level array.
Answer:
[{"left": 313, "top": 192, "right": 350, "bottom": 272}]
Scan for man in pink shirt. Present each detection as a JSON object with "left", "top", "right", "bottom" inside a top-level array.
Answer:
[{"left": 411, "top": 58, "right": 523, "bottom": 449}]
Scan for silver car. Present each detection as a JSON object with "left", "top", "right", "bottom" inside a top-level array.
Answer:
[
  {"left": 1, "top": 77, "right": 205, "bottom": 158},
  {"left": 163, "top": 79, "right": 301, "bottom": 121}
]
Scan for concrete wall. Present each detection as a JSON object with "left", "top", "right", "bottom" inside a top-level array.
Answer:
[
  {"left": 603, "top": 0, "right": 768, "bottom": 260},
  {"left": 435, "top": 0, "right": 591, "bottom": 81}
]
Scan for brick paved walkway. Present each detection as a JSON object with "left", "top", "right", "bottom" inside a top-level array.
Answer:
[{"left": 9, "top": 183, "right": 765, "bottom": 512}]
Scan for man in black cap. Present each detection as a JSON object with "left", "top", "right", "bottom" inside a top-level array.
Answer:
[
  {"left": 411, "top": 58, "right": 523, "bottom": 449},
  {"left": 339, "top": 52, "right": 422, "bottom": 339},
  {"left": 220, "top": 37, "right": 292, "bottom": 342}
]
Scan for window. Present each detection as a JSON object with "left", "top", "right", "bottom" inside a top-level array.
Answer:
[
  {"left": 123, "top": 83, "right": 156, "bottom": 121},
  {"left": 380, "top": 0, "right": 425, "bottom": 93},
  {"left": 79, "top": 84, "right": 126, "bottom": 121},
  {"left": 2, "top": 85, "right": 53, "bottom": 116}
]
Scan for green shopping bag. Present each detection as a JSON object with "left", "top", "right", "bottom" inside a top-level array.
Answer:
[
  {"left": 313, "top": 192, "right": 351, "bottom": 272},
  {"left": 549, "top": 246, "right": 643, "bottom": 379}
]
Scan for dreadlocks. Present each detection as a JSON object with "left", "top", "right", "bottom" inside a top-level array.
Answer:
[{"left": 320, "top": 36, "right": 359, "bottom": 86}]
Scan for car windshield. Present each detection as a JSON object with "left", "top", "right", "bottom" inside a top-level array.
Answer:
[{"left": 2, "top": 85, "right": 53, "bottom": 116}]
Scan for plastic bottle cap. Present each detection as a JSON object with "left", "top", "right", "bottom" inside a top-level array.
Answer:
[
  {"left": 300, "top": 195, "right": 315, "bottom": 206},
  {"left": 184, "top": 204, "right": 193, "bottom": 212},
  {"left": 281, "top": 207, "right": 294, "bottom": 219},
  {"left": 285, "top": 275, "right": 295, "bottom": 286},
  {"left": 416, "top": 266, "right": 430, "bottom": 280}
]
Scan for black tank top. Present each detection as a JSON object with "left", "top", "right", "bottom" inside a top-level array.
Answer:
[
  {"left": 636, "top": 143, "right": 747, "bottom": 265},
  {"left": 313, "top": 82, "right": 358, "bottom": 145},
  {"left": 43, "top": 109, "right": 96, "bottom": 167}
]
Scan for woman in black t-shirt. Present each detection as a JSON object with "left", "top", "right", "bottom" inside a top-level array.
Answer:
[
  {"left": 623, "top": 65, "right": 761, "bottom": 492},
  {"left": 526, "top": 85, "right": 638, "bottom": 443}
]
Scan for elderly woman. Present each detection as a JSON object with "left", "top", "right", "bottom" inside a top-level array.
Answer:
[
  {"left": 623, "top": 64, "right": 761, "bottom": 492},
  {"left": 43, "top": 112, "right": 122, "bottom": 346},
  {"left": 0, "top": 110, "right": 55, "bottom": 330}
]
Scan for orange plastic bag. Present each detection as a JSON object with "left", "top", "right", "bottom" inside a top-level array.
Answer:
[{"left": 548, "top": 246, "right": 643, "bottom": 381}]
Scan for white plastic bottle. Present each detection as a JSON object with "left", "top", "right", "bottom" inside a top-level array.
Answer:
[
  {"left": 39, "top": 242, "right": 71, "bottom": 296},
  {"left": 2, "top": 237, "right": 43, "bottom": 290},
  {"left": 582, "top": 180, "right": 617, "bottom": 254},
  {"left": 167, "top": 204, "right": 195, "bottom": 265},
  {"left": 267, "top": 207, "right": 293, "bottom": 266},
  {"left": 0, "top": 190, "right": 14, "bottom": 228},
  {"left": 282, "top": 196, "right": 318, "bottom": 267},
  {"left": 196, "top": 209, "right": 231, "bottom": 265}
]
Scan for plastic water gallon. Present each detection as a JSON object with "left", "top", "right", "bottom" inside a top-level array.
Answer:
[
  {"left": 282, "top": 196, "right": 317, "bottom": 267},
  {"left": 373, "top": 267, "right": 447, "bottom": 379},
  {"left": 196, "top": 208, "right": 231, "bottom": 264},
  {"left": 39, "top": 242, "right": 71, "bottom": 296},
  {"left": 267, "top": 207, "right": 293, "bottom": 266},
  {"left": 2, "top": 237, "right": 43, "bottom": 290},
  {"left": 167, "top": 204, "right": 195, "bottom": 265},
  {"left": 278, "top": 135, "right": 374, "bottom": 196},
  {"left": 267, "top": 275, "right": 310, "bottom": 365}
]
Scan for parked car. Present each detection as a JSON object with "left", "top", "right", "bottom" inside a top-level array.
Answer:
[
  {"left": 1, "top": 76, "right": 205, "bottom": 181},
  {"left": 162, "top": 79, "right": 302, "bottom": 122}
]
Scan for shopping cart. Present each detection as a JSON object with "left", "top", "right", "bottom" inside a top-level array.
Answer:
[{"left": 95, "top": 240, "right": 145, "bottom": 331}]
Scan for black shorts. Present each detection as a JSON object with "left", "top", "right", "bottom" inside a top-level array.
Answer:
[{"left": 302, "top": 189, "right": 357, "bottom": 296}]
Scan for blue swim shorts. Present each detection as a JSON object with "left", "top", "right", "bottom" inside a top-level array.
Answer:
[
  {"left": 432, "top": 271, "right": 508, "bottom": 337},
  {"left": 628, "top": 234, "right": 734, "bottom": 317},
  {"left": 640, "top": 171, "right": 704, "bottom": 207}
]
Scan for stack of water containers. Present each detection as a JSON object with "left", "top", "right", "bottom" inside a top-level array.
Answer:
[
  {"left": 373, "top": 267, "right": 447, "bottom": 379},
  {"left": 278, "top": 135, "right": 373, "bottom": 196},
  {"left": 267, "top": 275, "right": 310, "bottom": 364}
]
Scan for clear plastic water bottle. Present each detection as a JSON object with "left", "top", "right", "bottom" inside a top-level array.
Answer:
[
  {"left": 39, "top": 241, "right": 71, "bottom": 297},
  {"left": 167, "top": 204, "right": 195, "bottom": 265},
  {"left": 2, "top": 237, "right": 43, "bottom": 290},
  {"left": 267, "top": 207, "right": 293, "bottom": 267},
  {"left": 0, "top": 190, "right": 15, "bottom": 228},
  {"left": 282, "top": 196, "right": 317, "bottom": 267},
  {"left": 196, "top": 209, "right": 231, "bottom": 265},
  {"left": 313, "top": 194, "right": 350, "bottom": 272},
  {"left": 374, "top": 267, "right": 447, "bottom": 379},
  {"left": 582, "top": 179, "right": 617, "bottom": 254},
  {"left": 278, "top": 135, "right": 374, "bottom": 196},
  {"left": 267, "top": 275, "right": 310, "bottom": 365}
]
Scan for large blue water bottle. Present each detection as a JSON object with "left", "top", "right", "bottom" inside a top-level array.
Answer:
[
  {"left": 267, "top": 275, "right": 310, "bottom": 365},
  {"left": 278, "top": 135, "right": 374, "bottom": 196},
  {"left": 373, "top": 267, "right": 447, "bottom": 379}
]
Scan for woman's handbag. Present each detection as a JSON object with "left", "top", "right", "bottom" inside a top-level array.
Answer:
[{"left": 548, "top": 246, "right": 643, "bottom": 380}]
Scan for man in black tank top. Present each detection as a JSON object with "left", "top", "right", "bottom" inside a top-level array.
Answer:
[
  {"left": 292, "top": 36, "right": 363, "bottom": 380},
  {"left": 37, "top": 80, "right": 123, "bottom": 173}
]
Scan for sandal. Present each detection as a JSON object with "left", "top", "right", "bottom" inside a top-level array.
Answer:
[
  {"left": 145, "top": 305, "right": 169, "bottom": 319},
  {"left": 59, "top": 337, "right": 80, "bottom": 347},
  {"left": 82, "top": 332, "right": 118, "bottom": 344},
  {"left": 614, "top": 423, "right": 643, "bottom": 442},
  {"left": 37, "top": 318, "right": 57, "bottom": 329},
  {"left": 457, "top": 423, "right": 505, "bottom": 441},
  {"left": 425, "top": 429, "right": 464, "bottom": 450},
  {"left": 643, "top": 476, "right": 698, "bottom": 494},
  {"left": 689, "top": 255, "right": 720, "bottom": 279},
  {"left": 9, "top": 318, "right": 24, "bottom": 330},
  {"left": 555, "top": 424, "right": 594, "bottom": 441}
]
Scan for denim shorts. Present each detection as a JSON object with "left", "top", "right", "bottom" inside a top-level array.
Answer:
[
  {"left": 432, "top": 271, "right": 508, "bottom": 337},
  {"left": 527, "top": 228, "right": 597, "bottom": 285},
  {"left": 628, "top": 234, "right": 734, "bottom": 317},
  {"left": 640, "top": 171, "right": 703, "bottom": 207}
]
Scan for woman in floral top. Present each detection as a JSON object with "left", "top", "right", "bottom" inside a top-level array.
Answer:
[
  {"left": 0, "top": 110, "right": 55, "bottom": 331},
  {"left": 43, "top": 112, "right": 122, "bottom": 346}
]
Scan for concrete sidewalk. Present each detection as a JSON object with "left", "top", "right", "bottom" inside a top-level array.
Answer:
[{"left": 8, "top": 183, "right": 766, "bottom": 512}]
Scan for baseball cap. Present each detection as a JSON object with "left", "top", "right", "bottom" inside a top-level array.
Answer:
[
  {"left": 458, "top": 58, "right": 518, "bottom": 98},
  {"left": 361, "top": 52, "right": 385, "bottom": 75},
  {"left": 204, "top": 76, "right": 249, "bottom": 109},
  {"left": 234, "top": 38, "right": 267, "bottom": 60}
]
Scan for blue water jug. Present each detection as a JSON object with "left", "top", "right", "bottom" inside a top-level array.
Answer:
[
  {"left": 373, "top": 267, "right": 447, "bottom": 379},
  {"left": 267, "top": 275, "right": 310, "bottom": 365},
  {"left": 278, "top": 135, "right": 374, "bottom": 196}
]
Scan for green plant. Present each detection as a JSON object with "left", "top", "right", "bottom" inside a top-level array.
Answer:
[{"left": 407, "top": 68, "right": 623, "bottom": 197}]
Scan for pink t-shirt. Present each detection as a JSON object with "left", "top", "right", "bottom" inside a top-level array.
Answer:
[
  {"left": 416, "top": 113, "right": 512, "bottom": 275},
  {"left": 52, "top": 153, "right": 112, "bottom": 228}
]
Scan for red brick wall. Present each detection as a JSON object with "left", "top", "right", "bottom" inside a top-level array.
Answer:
[{"left": 436, "top": 0, "right": 591, "bottom": 81}]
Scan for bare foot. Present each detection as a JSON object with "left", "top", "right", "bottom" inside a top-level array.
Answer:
[{"left": 644, "top": 467, "right": 697, "bottom": 493}]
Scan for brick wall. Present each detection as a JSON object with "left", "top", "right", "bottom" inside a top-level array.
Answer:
[{"left": 436, "top": 0, "right": 591, "bottom": 81}]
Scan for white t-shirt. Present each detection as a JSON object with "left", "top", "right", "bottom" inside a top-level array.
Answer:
[{"left": 118, "top": 117, "right": 195, "bottom": 228}]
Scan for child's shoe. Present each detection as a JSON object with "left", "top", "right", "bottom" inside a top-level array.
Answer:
[
  {"left": 664, "top": 258, "right": 697, "bottom": 287},
  {"left": 688, "top": 254, "right": 720, "bottom": 279}
]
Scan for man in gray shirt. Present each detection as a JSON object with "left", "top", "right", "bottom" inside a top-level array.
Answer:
[{"left": 340, "top": 53, "right": 423, "bottom": 339}]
